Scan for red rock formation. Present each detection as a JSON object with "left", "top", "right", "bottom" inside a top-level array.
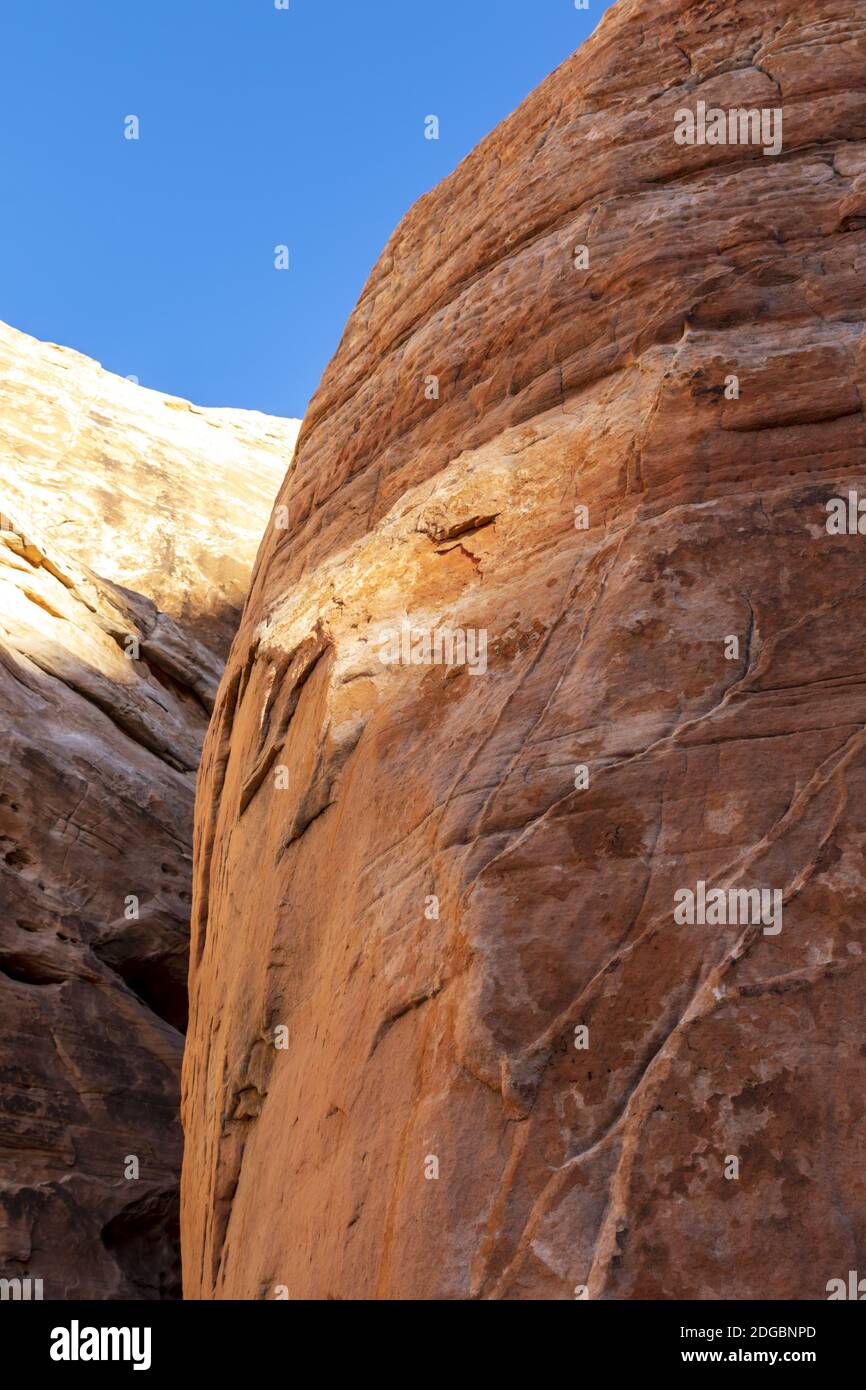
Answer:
[
  {"left": 0, "top": 323, "right": 297, "bottom": 1298},
  {"left": 182, "top": 0, "right": 866, "bottom": 1299}
]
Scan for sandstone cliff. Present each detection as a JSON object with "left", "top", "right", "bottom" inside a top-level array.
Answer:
[
  {"left": 182, "top": 0, "right": 866, "bottom": 1299},
  {"left": 0, "top": 322, "right": 298, "bottom": 1298}
]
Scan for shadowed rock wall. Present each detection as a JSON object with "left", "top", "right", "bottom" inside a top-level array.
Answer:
[{"left": 0, "top": 321, "right": 298, "bottom": 1298}]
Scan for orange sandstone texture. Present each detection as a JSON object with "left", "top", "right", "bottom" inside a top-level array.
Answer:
[{"left": 181, "top": 0, "right": 866, "bottom": 1299}]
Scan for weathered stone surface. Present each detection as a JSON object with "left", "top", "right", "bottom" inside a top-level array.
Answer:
[
  {"left": 0, "top": 321, "right": 300, "bottom": 661},
  {"left": 0, "top": 323, "right": 297, "bottom": 1298},
  {"left": 182, "top": 0, "right": 866, "bottom": 1300}
]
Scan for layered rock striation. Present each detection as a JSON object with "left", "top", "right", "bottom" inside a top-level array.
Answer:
[
  {"left": 0, "top": 322, "right": 298, "bottom": 1298},
  {"left": 182, "top": 0, "right": 866, "bottom": 1299}
]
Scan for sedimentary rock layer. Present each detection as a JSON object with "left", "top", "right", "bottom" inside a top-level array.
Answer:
[
  {"left": 0, "top": 321, "right": 300, "bottom": 661},
  {"left": 0, "top": 323, "right": 297, "bottom": 1298},
  {"left": 182, "top": 0, "right": 866, "bottom": 1299}
]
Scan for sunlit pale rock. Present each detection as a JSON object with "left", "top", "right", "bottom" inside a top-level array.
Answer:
[{"left": 0, "top": 321, "right": 300, "bottom": 659}]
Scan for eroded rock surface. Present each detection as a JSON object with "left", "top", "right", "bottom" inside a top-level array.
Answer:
[
  {"left": 0, "top": 322, "right": 298, "bottom": 1298},
  {"left": 182, "top": 0, "right": 866, "bottom": 1300},
  {"left": 0, "top": 321, "right": 300, "bottom": 661}
]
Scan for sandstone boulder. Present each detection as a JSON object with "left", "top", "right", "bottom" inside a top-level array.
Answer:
[{"left": 182, "top": 0, "right": 866, "bottom": 1299}]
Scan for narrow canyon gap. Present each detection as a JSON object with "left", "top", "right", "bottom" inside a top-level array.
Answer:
[{"left": 182, "top": 0, "right": 866, "bottom": 1300}]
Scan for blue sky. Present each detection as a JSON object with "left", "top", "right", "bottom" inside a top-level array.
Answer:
[{"left": 0, "top": 0, "right": 612, "bottom": 420}]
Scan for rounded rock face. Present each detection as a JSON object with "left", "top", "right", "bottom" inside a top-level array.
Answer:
[{"left": 181, "top": 0, "right": 866, "bottom": 1300}]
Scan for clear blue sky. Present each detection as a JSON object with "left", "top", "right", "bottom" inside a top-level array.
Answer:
[{"left": 0, "top": 0, "right": 613, "bottom": 420}]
